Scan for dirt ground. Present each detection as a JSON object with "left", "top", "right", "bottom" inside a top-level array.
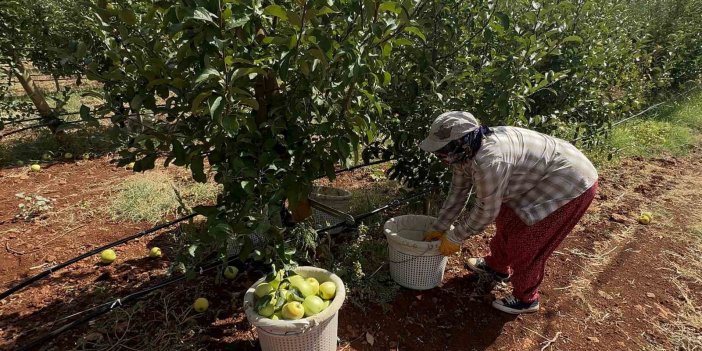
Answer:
[{"left": 0, "top": 146, "right": 701, "bottom": 350}]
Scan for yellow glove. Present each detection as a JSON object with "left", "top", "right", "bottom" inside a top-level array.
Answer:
[
  {"left": 438, "top": 234, "right": 461, "bottom": 256},
  {"left": 423, "top": 230, "right": 444, "bottom": 241}
]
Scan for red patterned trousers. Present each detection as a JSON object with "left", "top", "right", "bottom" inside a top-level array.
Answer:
[{"left": 485, "top": 182, "right": 598, "bottom": 303}]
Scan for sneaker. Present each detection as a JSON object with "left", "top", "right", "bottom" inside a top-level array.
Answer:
[
  {"left": 465, "top": 257, "right": 510, "bottom": 283},
  {"left": 492, "top": 295, "right": 540, "bottom": 314}
]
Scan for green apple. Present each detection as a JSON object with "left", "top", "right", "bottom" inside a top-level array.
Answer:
[
  {"left": 223, "top": 266, "right": 239, "bottom": 280},
  {"left": 322, "top": 300, "right": 330, "bottom": 309},
  {"left": 64, "top": 153, "right": 73, "bottom": 159},
  {"left": 281, "top": 301, "right": 304, "bottom": 320},
  {"left": 302, "top": 295, "right": 325, "bottom": 317},
  {"left": 149, "top": 247, "right": 162, "bottom": 258},
  {"left": 126, "top": 162, "right": 135, "bottom": 170},
  {"left": 257, "top": 301, "right": 276, "bottom": 317},
  {"left": 16, "top": 160, "right": 25, "bottom": 166},
  {"left": 319, "top": 281, "right": 336, "bottom": 300},
  {"left": 30, "top": 164, "right": 41, "bottom": 172},
  {"left": 305, "top": 277, "right": 320, "bottom": 296},
  {"left": 193, "top": 297, "right": 209, "bottom": 312},
  {"left": 254, "top": 282, "right": 274, "bottom": 298},
  {"left": 82, "top": 153, "right": 90, "bottom": 160},
  {"left": 42, "top": 153, "right": 51, "bottom": 161},
  {"left": 288, "top": 275, "right": 316, "bottom": 298},
  {"left": 270, "top": 312, "right": 281, "bottom": 320},
  {"left": 100, "top": 249, "right": 116, "bottom": 264},
  {"left": 288, "top": 275, "right": 304, "bottom": 287}
]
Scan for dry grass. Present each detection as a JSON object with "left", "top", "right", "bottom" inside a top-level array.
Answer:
[
  {"left": 107, "top": 171, "right": 219, "bottom": 224},
  {"left": 73, "top": 290, "right": 207, "bottom": 351}
]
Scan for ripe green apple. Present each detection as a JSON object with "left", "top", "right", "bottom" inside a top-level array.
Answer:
[
  {"left": 302, "top": 295, "right": 325, "bottom": 317},
  {"left": 305, "top": 277, "right": 320, "bottom": 296},
  {"left": 193, "top": 297, "right": 209, "bottom": 312},
  {"left": 257, "top": 301, "right": 276, "bottom": 317},
  {"left": 64, "top": 153, "right": 73, "bottom": 159},
  {"left": 30, "top": 164, "right": 41, "bottom": 172},
  {"left": 42, "top": 153, "right": 51, "bottom": 161},
  {"left": 254, "top": 282, "right": 274, "bottom": 298},
  {"left": 281, "top": 301, "right": 304, "bottom": 320},
  {"left": 100, "top": 249, "right": 116, "bottom": 264},
  {"left": 319, "top": 281, "right": 336, "bottom": 300},
  {"left": 223, "top": 266, "right": 239, "bottom": 280},
  {"left": 149, "top": 247, "right": 162, "bottom": 258}
]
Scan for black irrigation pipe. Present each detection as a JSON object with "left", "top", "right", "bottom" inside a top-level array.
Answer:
[
  {"left": 334, "top": 158, "right": 394, "bottom": 175},
  {"left": 0, "top": 159, "right": 400, "bottom": 302},
  {"left": 15, "top": 188, "right": 434, "bottom": 350},
  {"left": 0, "top": 213, "right": 196, "bottom": 301}
]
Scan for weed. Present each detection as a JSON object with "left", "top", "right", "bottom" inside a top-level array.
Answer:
[
  {"left": 329, "top": 224, "right": 400, "bottom": 311},
  {"left": 14, "top": 192, "right": 53, "bottom": 221}
]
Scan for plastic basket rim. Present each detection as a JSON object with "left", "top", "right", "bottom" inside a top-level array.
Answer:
[
  {"left": 243, "top": 266, "right": 346, "bottom": 334},
  {"left": 310, "top": 186, "right": 352, "bottom": 201},
  {"left": 384, "top": 215, "right": 455, "bottom": 255}
]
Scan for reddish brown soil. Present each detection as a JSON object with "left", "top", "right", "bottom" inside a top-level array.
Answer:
[{"left": 1, "top": 148, "right": 701, "bottom": 351}]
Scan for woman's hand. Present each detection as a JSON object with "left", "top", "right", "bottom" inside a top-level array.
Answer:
[
  {"left": 424, "top": 230, "right": 461, "bottom": 255},
  {"left": 438, "top": 235, "right": 461, "bottom": 256}
]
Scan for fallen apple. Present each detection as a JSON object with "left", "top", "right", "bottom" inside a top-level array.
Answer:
[{"left": 223, "top": 266, "right": 239, "bottom": 280}]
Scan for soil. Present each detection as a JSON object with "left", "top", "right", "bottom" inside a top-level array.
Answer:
[{"left": 1, "top": 147, "right": 701, "bottom": 351}]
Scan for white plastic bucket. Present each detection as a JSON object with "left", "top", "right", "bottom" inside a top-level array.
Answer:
[
  {"left": 384, "top": 215, "right": 450, "bottom": 290},
  {"left": 243, "top": 266, "right": 346, "bottom": 351},
  {"left": 309, "top": 186, "right": 352, "bottom": 233}
]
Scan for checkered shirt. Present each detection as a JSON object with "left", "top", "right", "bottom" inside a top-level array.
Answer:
[{"left": 433, "top": 126, "right": 599, "bottom": 242}]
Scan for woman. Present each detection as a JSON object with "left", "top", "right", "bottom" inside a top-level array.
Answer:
[{"left": 420, "top": 111, "right": 598, "bottom": 314}]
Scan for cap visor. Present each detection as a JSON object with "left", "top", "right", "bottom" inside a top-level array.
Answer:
[{"left": 419, "top": 137, "right": 448, "bottom": 152}]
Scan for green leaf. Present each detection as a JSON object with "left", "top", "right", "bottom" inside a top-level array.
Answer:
[
  {"left": 191, "top": 155, "right": 207, "bottom": 183},
  {"left": 562, "top": 35, "right": 583, "bottom": 45},
  {"left": 188, "top": 244, "right": 198, "bottom": 257},
  {"left": 79, "top": 105, "right": 95, "bottom": 121},
  {"left": 222, "top": 7, "right": 232, "bottom": 20},
  {"left": 191, "top": 91, "right": 213, "bottom": 113},
  {"left": 316, "top": 6, "right": 336, "bottom": 16},
  {"left": 404, "top": 26, "right": 426, "bottom": 42},
  {"left": 195, "top": 68, "right": 221, "bottom": 85},
  {"left": 378, "top": 2, "right": 402, "bottom": 14},
  {"left": 191, "top": 7, "right": 215, "bottom": 23},
  {"left": 239, "top": 98, "right": 259, "bottom": 110},
  {"left": 130, "top": 94, "right": 145, "bottom": 111},
  {"left": 172, "top": 140, "right": 187, "bottom": 165},
  {"left": 208, "top": 96, "right": 224, "bottom": 121},
  {"left": 119, "top": 8, "right": 137, "bottom": 25},
  {"left": 263, "top": 5, "right": 288, "bottom": 20},
  {"left": 383, "top": 71, "right": 392, "bottom": 86}
]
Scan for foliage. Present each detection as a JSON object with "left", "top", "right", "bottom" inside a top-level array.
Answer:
[
  {"left": 81, "top": 0, "right": 425, "bottom": 264},
  {"left": 71, "top": 0, "right": 702, "bottom": 266}
]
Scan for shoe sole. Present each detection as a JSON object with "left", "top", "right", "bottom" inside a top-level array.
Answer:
[
  {"left": 491, "top": 301, "right": 540, "bottom": 315},
  {"left": 464, "top": 262, "right": 511, "bottom": 283}
]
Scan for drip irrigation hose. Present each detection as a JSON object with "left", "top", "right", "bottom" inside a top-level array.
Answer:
[
  {"left": 1, "top": 159, "right": 397, "bottom": 301},
  {"left": 0, "top": 213, "right": 196, "bottom": 301},
  {"left": 14, "top": 188, "right": 435, "bottom": 350}
]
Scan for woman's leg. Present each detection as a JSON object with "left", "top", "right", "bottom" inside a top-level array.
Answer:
[
  {"left": 508, "top": 183, "right": 598, "bottom": 303},
  {"left": 484, "top": 205, "right": 521, "bottom": 275}
]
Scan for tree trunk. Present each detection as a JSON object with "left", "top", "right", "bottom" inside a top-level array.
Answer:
[
  {"left": 12, "top": 61, "right": 59, "bottom": 133},
  {"left": 53, "top": 75, "right": 60, "bottom": 92}
]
